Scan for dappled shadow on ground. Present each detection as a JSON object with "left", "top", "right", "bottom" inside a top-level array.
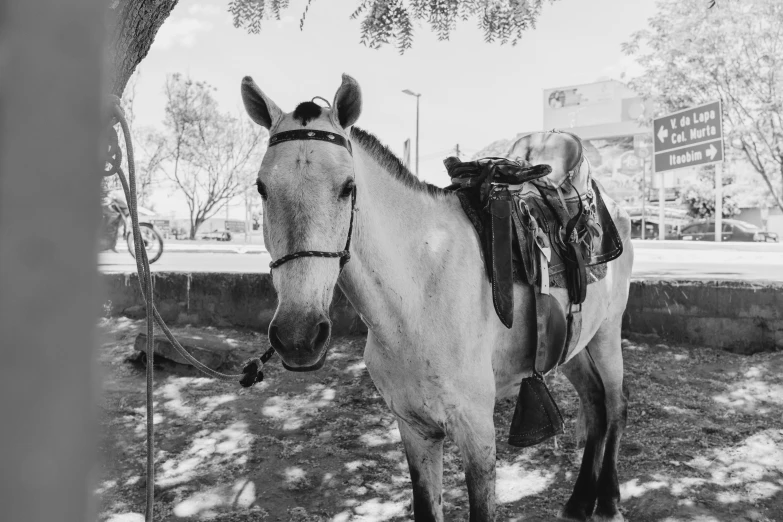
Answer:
[{"left": 97, "top": 319, "right": 782, "bottom": 521}]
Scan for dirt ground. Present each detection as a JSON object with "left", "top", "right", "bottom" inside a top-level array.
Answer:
[{"left": 96, "top": 318, "right": 783, "bottom": 522}]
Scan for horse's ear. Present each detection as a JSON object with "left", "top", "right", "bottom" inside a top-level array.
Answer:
[
  {"left": 332, "top": 73, "right": 362, "bottom": 129},
  {"left": 241, "top": 76, "right": 283, "bottom": 130}
]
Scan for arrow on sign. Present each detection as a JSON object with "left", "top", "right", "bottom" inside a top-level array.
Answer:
[
  {"left": 657, "top": 126, "right": 669, "bottom": 143},
  {"left": 706, "top": 143, "right": 718, "bottom": 160}
]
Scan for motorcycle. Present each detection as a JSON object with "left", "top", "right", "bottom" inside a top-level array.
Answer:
[{"left": 100, "top": 195, "right": 164, "bottom": 264}]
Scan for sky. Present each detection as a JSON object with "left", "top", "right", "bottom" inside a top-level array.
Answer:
[{"left": 130, "top": 0, "right": 660, "bottom": 216}]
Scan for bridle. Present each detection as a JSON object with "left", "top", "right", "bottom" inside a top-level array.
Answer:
[{"left": 265, "top": 128, "right": 357, "bottom": 272}]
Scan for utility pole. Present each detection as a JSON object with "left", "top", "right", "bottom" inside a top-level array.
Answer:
[
  {"left": 244, "top": 186, "right": 250, "bottom": 244},
  {"left": 658, "top": 171, "right": 666, "bottom": 240},
  {"left": 402, "top": 89, "right": 421, "bottom": 177},
  {"left": 715, "top": 162, "right": 723, "bottom": 242},
  {"left": 455, "top": 143, "right": 461, "bottom": 158},
  {"left": 641, "top": 158, "right": 647, "bottom": 240}
]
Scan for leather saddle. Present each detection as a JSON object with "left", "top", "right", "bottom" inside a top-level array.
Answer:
[{"left": 444, "top": 131, "right": 624, "bottom": 447}]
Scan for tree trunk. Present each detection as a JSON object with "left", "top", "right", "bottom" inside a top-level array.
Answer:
[{"left": 106, "top": 0, "right": 180, "bottom": 97}]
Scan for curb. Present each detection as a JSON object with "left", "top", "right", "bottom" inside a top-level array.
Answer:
[{"left": 631, "top": 239, "right": 783, "bottom": 252}]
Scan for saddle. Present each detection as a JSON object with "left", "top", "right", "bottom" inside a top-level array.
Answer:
[{"left": 444, "top": 131, "right": 623, "bottom": 447}]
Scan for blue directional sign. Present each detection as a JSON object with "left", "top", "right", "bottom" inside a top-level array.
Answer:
[{"left": 653, "top": 101, "right": 724, "bottom": 173}]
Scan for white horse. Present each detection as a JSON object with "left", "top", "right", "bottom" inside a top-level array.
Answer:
[{"left": 241, "top": 73, "right": 633, "bottom": 522}]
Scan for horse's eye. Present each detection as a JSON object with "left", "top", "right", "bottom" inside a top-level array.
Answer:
[
  {"left": 256, "top": 180, "right": 268, "bottom": 199},
  {"left": 340, "top": 179, "right": 355, "bottom": 199}
]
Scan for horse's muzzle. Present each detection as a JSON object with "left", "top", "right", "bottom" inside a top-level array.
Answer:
[{"left": 268, "top": 314, "right": 332, "bottom": 372}]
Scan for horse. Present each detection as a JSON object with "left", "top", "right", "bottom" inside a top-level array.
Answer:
[{"left": 240, "top": 73, "right": 633, "bottom": 522}]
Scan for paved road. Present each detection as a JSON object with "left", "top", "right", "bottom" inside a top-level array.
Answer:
[{"left": 99, "top": 245, "right": 783, "bottom": 282}]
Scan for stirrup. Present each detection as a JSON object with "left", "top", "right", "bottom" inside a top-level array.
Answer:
[{"left": 507, "top": 372, "right": 564, "bottom": 448}]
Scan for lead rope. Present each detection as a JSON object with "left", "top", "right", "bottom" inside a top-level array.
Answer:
[{"left": 104, "top": 96, "right": 274, "bottom": 521}]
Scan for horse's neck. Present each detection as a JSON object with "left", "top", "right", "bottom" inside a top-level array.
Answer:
[{"left": 337, "top": 147, "right": 458, "bottom": 332}]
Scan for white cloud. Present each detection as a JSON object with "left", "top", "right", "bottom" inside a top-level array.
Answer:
[{"left": 153, "top": 18, "right": 214, "bottom": 50}]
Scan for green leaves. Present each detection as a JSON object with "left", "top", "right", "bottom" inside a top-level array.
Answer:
[{"left": 228, "top": 0, "right": 556, "bottom": 54}]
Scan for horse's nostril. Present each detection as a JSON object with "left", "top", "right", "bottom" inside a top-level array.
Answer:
[
  {"left": 269, "top": 319, "right": 329, "bottom": 353},
  {"left": 268, "top": 324, "right": 284, "bottom": 351},
  {"left": 312, "top": 320, "right": 331, "bottom": 350}
]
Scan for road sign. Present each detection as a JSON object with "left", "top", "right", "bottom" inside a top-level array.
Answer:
[
  {"left": 654, "top": 139, "right": 723, "bottom": 172},
  {"left": 653, "top": 100, "right": 724, "bottom": 173}
]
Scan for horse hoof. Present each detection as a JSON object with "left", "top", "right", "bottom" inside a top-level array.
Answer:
[
  {"left": 557, "top": 507, "right": 589, "bottom": 522},
  {"left": 589, "top": 513, "right": 625, "bottom": 522}
]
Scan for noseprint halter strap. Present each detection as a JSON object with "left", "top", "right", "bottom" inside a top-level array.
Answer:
[{"left": 266, "top": 129, "right": 357, "bottom": 271}]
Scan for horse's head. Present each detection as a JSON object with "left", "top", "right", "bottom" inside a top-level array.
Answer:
[{"left": 241, "top": 74, "right": 362, "bottom": 371}]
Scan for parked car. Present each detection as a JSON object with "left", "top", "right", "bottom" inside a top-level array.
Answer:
[
  {"left": 630, "top": 219, "right": 680, "bottom": 240},
  {"left": 679, "top": 219, "right": 779, "bottom": 242},
  {"left": 200, "top": 230, "right": 232, "bottom": 241}
]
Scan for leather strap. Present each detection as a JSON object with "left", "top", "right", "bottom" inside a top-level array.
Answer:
[
  {"left": 266, "top": 127, "right": 357, "bottom": 271},
  {"left": 565, "top": 242, "right": 588, "bottom": 304},
  {"left": 563, "top": 307, "right": 583, "bottom": 363},
  {"left": 269, "top": 129, "right": 352, "bottom": 155},
  {"left": 489, "top": 187, "right": 514, "bottom": 328},
  {"left": 510, "top": 201, "right": 537, "bottom": 286}
]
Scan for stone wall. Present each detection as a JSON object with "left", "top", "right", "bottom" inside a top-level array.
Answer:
[
  {"left": 103, "top": 273, "right": 783, "bottom": 354},
  {"left": 103, "top": 272, "right": 364, "bottom": 335},
  {"left": 623, "top": 279, "right": 783, "bottom": 354}
]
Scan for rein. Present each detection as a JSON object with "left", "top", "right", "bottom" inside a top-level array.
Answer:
[
  {"left": 266, "top": 129, "right": 358, "bottom": 272},
  {"left": 104, "top": 97, "right": 273, "bottom": 522}
]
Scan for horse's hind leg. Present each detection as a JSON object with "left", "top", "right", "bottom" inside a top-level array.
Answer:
[
  {"left": 559, "top": 318, "right": 627, "bottom": 522},
  {"left": 559, "top": 349, "right": 606, "bottom": 521},
  {"left": 589, "top": 318, "right": 627, "bottom": 522},
  {"left": 398, "top": 419, "right": 446, "bottom": 522}
]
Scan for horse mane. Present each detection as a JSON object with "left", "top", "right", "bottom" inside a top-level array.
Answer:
[{"left": 350, "top": 126, "right": 450, "bottom": 199}]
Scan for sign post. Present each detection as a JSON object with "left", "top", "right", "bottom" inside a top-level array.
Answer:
[
  {"left": 715, "top": 163, "right": 723, "bottom": 242},
  {"left": 658, "top": 172, "right": 666, "bottom": 240},
  {"left": 652, "top": 100, "right": 724, "bottom": 241},
  {"left": 634, "top": 135, "right": 652, "bottom": 240}
]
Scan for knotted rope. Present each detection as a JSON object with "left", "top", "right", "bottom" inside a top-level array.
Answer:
[{"left": 104, "top": 95, "right": 273, "bottom": 521}]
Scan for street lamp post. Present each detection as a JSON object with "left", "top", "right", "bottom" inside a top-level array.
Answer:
[{"left": 402, "top": 89, "right": 421, "bottom": 177}]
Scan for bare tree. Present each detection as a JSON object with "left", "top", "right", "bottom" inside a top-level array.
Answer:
[
  {"left": 103, "top": 74, "right": 166, "bottom": 207},
  {"left": 159, "top": 74, "right": 267, "bottom": 239},
  {"left": 624, "top": 0, "right": 783, "bottom": 213}
]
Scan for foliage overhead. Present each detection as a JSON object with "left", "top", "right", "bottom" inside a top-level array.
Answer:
[
  {"left": 228, "top": 0, "right": 556, "bottom": 53},
  {"left": 623, "top": 0, "right": 783, "bottom": 213}
]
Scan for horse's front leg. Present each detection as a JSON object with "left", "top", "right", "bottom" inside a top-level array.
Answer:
[
  {"left": 398, "top": 418, "right": 445, "bottom": 522},
  {"left": 451, "top": 404, "right": 497, "bottom": 522}
]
